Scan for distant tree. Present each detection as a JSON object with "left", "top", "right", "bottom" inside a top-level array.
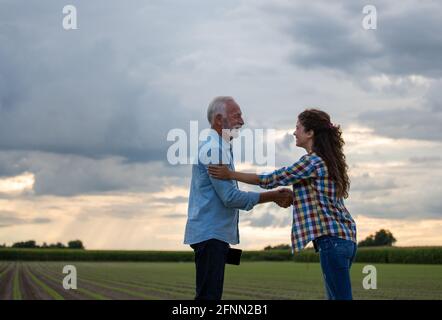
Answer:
[
  {"left": 358, "top": 235, "right": 375, "bottom": 247},
  {"left": 374, "top": 229, "right": 397, "bottom": 246},
  {"left": 359, "top": 229, "right": 397, "bottom": 247},
  {"left": 8, "top": 240, "right": 85, "bottom": 249},
  {"left": 48, "top": 242, "right": 66, "bottom": 249},
  {"left": 55, "top": 242, "right": 66, "bottom": 248},
  {"left": 68, "top": 240, "right": 85, "bottom": 249},
  {"left": 12, "top": 240, "right": 38, "bottom": 248},
  {"left": 264, "top": 244, "right": 291, "bottom": 250}
]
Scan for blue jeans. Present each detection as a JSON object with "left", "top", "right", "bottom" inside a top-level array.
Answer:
[{"left": 314, "top": 235, "right": 357, "bottom": 300}]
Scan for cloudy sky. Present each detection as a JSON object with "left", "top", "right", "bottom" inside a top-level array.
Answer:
[{"left": 1, "top": 0, "right": 441, "bottom": 250}]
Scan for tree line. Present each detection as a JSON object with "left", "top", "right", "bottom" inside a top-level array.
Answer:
[
  {"left": 0, "top": 240, "right": 85, "bottom": 249},
  {"left": 264, "top": 229, "right": 397, "bottom": 250}
]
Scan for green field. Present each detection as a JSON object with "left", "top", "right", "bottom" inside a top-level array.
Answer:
[
  {"left": 1, "top": 246, "right": 441, "bottom": 264},
  {"left": 0, "top": 261, "right": 441, "bottom": 300}
]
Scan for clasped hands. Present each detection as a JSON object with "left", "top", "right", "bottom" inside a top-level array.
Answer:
[
  {"left": 272, "top": 188, "right": 293, "bottom": 208},
  {"left": 208, "top": 164, "right": 293, "bottom": 209}
]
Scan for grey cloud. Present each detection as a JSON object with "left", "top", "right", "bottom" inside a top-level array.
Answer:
[
  {"left": 153, "top": 196, "right": 188, "bottom": 204},
  {"left": 277, "top": 1, "right": 442, "bottom": 78},
  {"left": 0, "top": 0, "right": 440, "bottom": 227},
  {"left": 347, "top": 199, "right": 442, "bottom": 220},
  {"left": 373, "top": 6, "right": 442, "bottom": 78},
  {"left": 31, "top": 218, "right": 52, "bottom": 224},
  {"left": 0, "top": 211, "right": 52, "bottom": 228},
  {"left": 347, "top": 166, "right": 442, "bottom": 220},
  {"left": 0, "top": 0, "right": 205, "bottom": 162},
  {"left": 409, "top": 156, "right": 442, "bottom": 163},
  {"left": 426, "top": 202, "right": 442, "bottom": 217},
  {"left": 163, "top": 213, "right": 187, "bottom": 219},
  {"left": 0, "top": 150, "right": 191, "bottom": 196},
  {"left": 358, "top": 107, "right": 442, "bottom": 141},
  {"left": 357, "top": 80, "right": 442, "bottom": 141},
  {"left": 351, "top": 173, "right": 399, "bottom": 192},
  {"left": 288, "top": 7, "right": 380, "bottom": 73},
  {"left": 242, "top": 210, "right": 291, "bottom": 228}
]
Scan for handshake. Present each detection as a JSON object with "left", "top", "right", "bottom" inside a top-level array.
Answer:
[{"left": 271, "top": 188, "right": 293, "bottom": 208}]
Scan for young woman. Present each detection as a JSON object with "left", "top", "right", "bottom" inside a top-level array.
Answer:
[{"left": 208, "top": 109, "right": 357, "bottom": 300}]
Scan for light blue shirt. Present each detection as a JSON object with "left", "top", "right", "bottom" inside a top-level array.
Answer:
[{"left": 184, "top": 129, "right": 260, "bottom": 245}]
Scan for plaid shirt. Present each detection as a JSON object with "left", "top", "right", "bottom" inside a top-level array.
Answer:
[{"left": 258, "top": 153, "right": 357, "bottom": 253}]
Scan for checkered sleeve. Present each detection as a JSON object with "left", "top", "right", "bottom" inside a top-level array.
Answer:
[{"left": 258, "top": 155, "right": 316, "bottom": 189}]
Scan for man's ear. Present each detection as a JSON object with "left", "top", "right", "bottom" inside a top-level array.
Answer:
[
  {"left": 306, "top": 129, "right": 314, "bottom": 138},
  {"left": 214, "top": 114, "right": 223, "bottom": 127}
]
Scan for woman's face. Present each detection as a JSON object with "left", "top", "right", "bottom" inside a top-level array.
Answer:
[{"left": 293, "top": 120, "right": 312, "bottom": 148}]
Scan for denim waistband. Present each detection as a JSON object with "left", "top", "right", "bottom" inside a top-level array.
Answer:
[
  {"left": 313, "top": 235, "right": 340, "bottom": 252},
  {"left": 313, "top": 235, "right": 355, "bottom": 252}
]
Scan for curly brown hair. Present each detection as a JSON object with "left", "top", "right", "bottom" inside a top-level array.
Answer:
[{"left": 298, "top": 109, "right": 350, "bottom": 198}]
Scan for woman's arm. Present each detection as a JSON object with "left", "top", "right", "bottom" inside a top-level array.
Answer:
[
  {"left": 208, "top": 165, "right": 260, "bottom": 185},
  {"left": 231, "top": 171, "right": 259, "bottom": 185},
  {"left": 259, "top": 155, "right": 316, "bottom": 189},
  {"left": 209, "top": 155, "right": 316, "bottom": 189}
]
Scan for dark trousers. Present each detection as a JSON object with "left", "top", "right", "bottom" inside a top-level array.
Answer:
[{"left": 190, "top": 238, "right": 229, "bottom": 300}]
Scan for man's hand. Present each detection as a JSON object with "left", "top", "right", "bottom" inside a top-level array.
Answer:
[
  {"left": 273, "top": 188, "right": 293, "bottom": 208},
  {"left": 208, "top": 164, "right": 232, "bottom": 180}
]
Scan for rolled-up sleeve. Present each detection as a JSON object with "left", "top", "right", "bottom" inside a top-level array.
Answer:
[
  {"left": 209, "top": 177, "right": 260, "bottom": 211},
  {"left": 200, "top": 144, "right": 260, "bottom": 211},
  {"left": 258, "top": 155, "right": 316, "bottom": 189}
]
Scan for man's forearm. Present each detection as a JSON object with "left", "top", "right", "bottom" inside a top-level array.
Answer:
[{"left": 258, "top": 191, "right": 278, "bottom": 204}]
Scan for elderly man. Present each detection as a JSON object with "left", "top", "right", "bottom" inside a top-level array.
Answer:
[{"left": 184, "top": 96, "right": 293, "bottom": 300}]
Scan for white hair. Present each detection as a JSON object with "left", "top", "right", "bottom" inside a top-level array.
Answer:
[{"left": 207, "top": 96, "right": 234, "bottom": 124}]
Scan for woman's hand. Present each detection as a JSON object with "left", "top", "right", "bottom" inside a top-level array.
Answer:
[
  {"left": 275, "top": 188, "right": 293, "bottom": 208},
  {"left": 208, "top": 165, "right": 233, "bottom": 180}
]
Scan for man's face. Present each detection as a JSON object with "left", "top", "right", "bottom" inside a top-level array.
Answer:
[{"left": 222, "top": 100, "right": 244, "bottom": 139}]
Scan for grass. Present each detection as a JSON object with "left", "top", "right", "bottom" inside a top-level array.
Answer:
[
  {"left": 15, "top": 261, "right": 442, "bottom": 300},
  {"left": 0, "top": 263, "right": 10, "bottom": 279},
  {"left": 12, "top": 264, "right": 22, "bottom": 300},
  {"left": 32, "top": 265, "right": 109, "bottom": 300},
  {"left": 1, "top": 261, "right": 441, "bottom": 299},
  {"left": 25, "top": 266, "right": 64, "bottom": 300}
]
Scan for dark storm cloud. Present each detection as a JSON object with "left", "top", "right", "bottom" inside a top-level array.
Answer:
[
  {"left": 0, "top": 150, "right": 191, "bottom": 196},
  {"left": 0, "top": 0, "right": 440, "bottom": 225},
  {"left": 279, "top": 1, "right": 442, "bottom": 78},
  {"left": 0, "top": 0, "right": 212, "bottom": 196},
  {"left": 0, "top": 0, "right": 204, "bottom": 162}
]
